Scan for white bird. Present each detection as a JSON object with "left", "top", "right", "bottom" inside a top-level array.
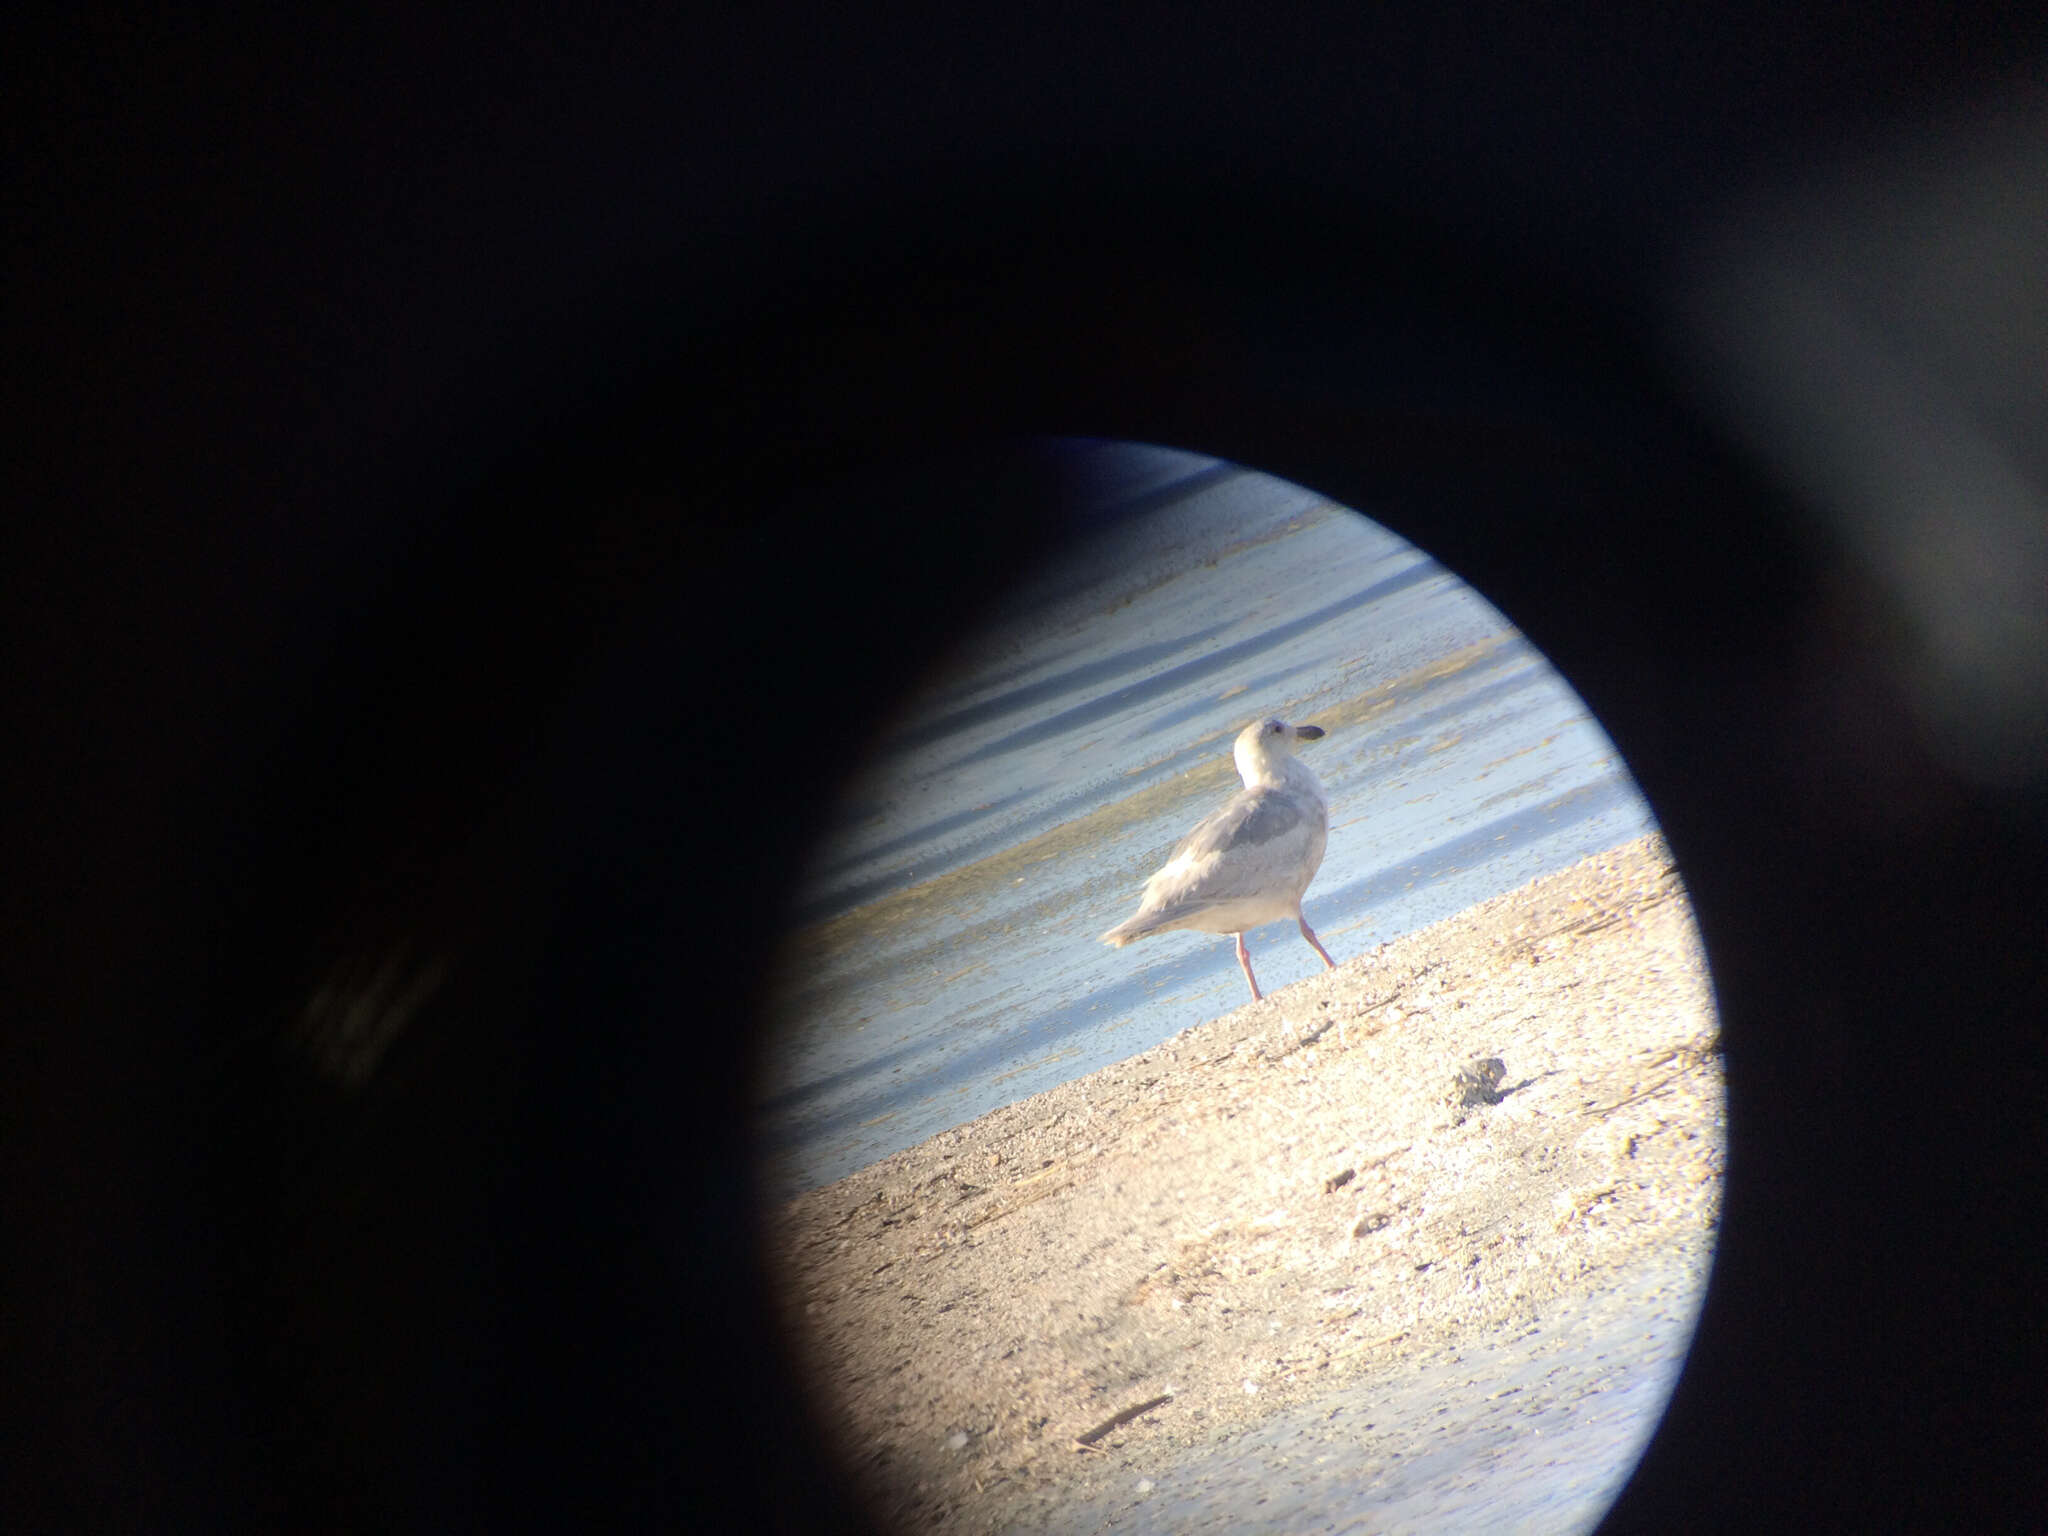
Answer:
[{"left": 1101, "top": 716, "right": 1338, "bottom": 1002}]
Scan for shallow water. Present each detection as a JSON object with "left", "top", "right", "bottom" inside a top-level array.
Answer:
[{"left": 759, "top": 443, "right": 1656, "bottom": 1195}]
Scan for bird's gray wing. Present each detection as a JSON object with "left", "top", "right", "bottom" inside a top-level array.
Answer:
[
  {"left": 1170, "top": 786, "right": 1306, "bottom": 862},
  {"left": 1146, "top": 786, "right": 1319, "bottom": 905}
]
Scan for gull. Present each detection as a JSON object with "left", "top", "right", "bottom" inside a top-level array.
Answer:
[{"left": 1101, "top": 717, "right": 1337, "bottom": 1002}]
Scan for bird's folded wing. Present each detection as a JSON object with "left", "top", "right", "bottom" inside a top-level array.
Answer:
[
  {"left": 1169, "top": 786, "right": 1305, "bottom": 860},
  {"left": 1147, "top": 788, "right": 1316, "bottom": 905}
]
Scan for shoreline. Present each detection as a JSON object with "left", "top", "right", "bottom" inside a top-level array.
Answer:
[{"left": 767, "top": 833, "right": 1724, "bottom": 1531}]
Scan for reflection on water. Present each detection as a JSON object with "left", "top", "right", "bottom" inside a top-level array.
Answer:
[{"left": 759, "top": 442, "right": 1655, "bottom": 1194}]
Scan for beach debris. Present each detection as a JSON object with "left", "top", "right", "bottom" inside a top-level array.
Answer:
[
  {"left": 1449, "top": 1056, "right": 1508, "bottom": 1108},
  {"left": 1072, "top": 1392, "right": 1175, "bottom": 1451}
]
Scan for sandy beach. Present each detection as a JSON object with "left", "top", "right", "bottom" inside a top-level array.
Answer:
[{"left": 766, "top": 834, "right": 1724, "bottom": 1531}]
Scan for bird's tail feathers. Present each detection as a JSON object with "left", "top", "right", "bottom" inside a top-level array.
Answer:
[{"left": 1099, "top": 913, "right": 1160, "bottom": 947}]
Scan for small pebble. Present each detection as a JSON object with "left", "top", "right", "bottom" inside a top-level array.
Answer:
[
  {"left": 1135, "top": 1478, "right": 1155, "bottom": 1494},
  {"left": 946, "top": 1431, "right": 968, "bottom": 1450}
]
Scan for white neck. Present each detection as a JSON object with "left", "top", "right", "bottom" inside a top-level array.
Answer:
[{"left": 1235, "top": 737, "right": 1293, "bottom": 791}]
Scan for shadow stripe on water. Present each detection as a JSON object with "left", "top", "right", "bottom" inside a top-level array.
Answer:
[
  {"left": 941, "top": 559, "right": 1446, "bottom": 772},
  {"left": 790, "top": 633, "right": 1544, "bottom": 929}
]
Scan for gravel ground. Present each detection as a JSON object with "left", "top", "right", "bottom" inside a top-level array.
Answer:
[{"left": 766, "top": 834, "right": 1724, "bottom": 1532}]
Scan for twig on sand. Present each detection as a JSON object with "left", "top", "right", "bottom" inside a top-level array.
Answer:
[{"left": 1072, "top": 1393, "right": 1175, "bottom": 1451}]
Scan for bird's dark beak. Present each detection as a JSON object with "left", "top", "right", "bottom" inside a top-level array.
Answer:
[{"left": 1294, "top": 724, "right": 1325, "bottom": 740}]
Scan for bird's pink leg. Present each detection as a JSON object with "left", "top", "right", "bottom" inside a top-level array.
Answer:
[
  {"left": 1299, "top": 917, "right": 1336, "bottom": 970},
  {"left": 1234, "top": 932, "right": 1263, "bottom": 1001}
]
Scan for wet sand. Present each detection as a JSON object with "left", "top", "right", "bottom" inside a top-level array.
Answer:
[{"left": 766, "top": 834, "right": 1723, "bottom": 1532}]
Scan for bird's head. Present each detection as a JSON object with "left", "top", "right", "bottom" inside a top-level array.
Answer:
[{"left": 1234, "top": 716, "right": 1325, "bottom": 782}]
